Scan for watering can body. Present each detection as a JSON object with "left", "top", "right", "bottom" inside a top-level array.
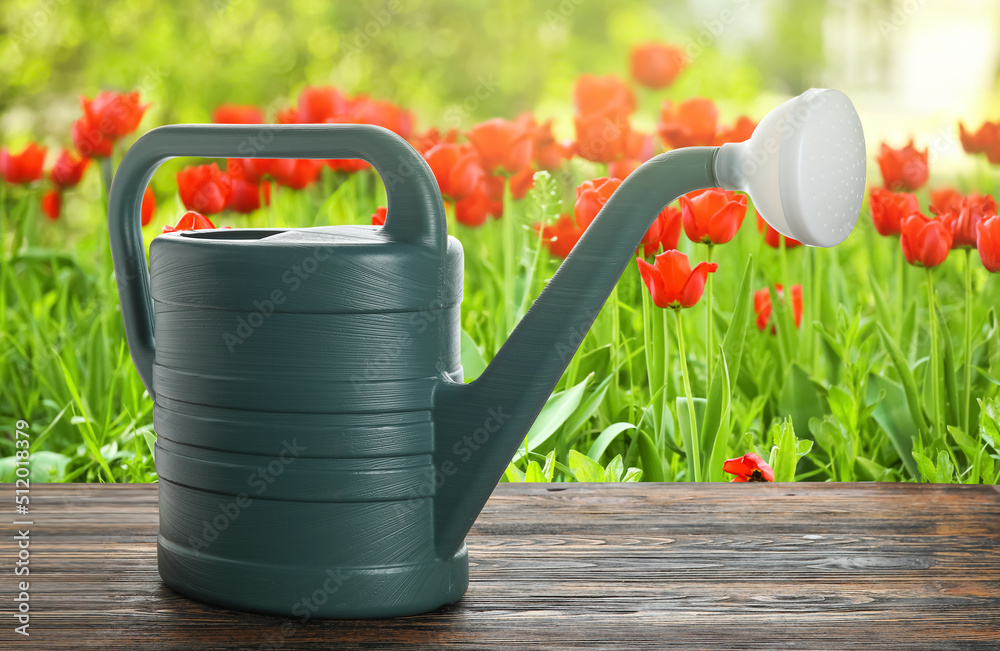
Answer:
[{"left": 108, "top": 92, "right": 865, "bottom": 618}]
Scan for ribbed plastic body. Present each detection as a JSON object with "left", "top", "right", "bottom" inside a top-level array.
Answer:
[{"left": 150, "top": 225, "right": 469, "bottom": 617}]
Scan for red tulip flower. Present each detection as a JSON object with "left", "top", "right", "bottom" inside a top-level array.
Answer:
[
  {"left": 412, "top": 126, "right": 459, "bottom": 155},
  {"left": 679, "top": 188, "right": 748, "bottom": 245},
  {"left": 536, "top": 214, "right": 585, "bottom": 259},
  {"left": 573, "top": 75, "right": 635, "bottom": 163},
  {"left": 454, "top": 183, "right": 501, "bottom": 227},
  {"left": 466, "top": 118, "right": 532, "bottom": 175},
  {"left": 877, "top": 141, "right": 929, "bottom": 191},
  {"left": 630, "top": 42, "right": 686, "bottom": 89},
  {"left": 162, "top": 210, "right": 226, "bottom": 234},
  {"left": 527, "top": 117, "right": 569, "bottom": 171},
  {"left": 423, "top": 143, "right": 484, "bottom": 201},
  {"left": 372, "top": 207, "right": 387, "bottom": 226},
  {"left": 959, "top": 121, "right": 1000, "bottom": 164},
  {"left": 868, "top": 187, "right": 920, "bottom": 237},
  {"left": 929, "top": 186, "right": 963, "bottom": 216},
  {"left": 639, "top": 206, "right": 682, "bottom": 258},
  {"left": 212, "top": 104, "right": 263, "bottom": 124},
  {"left": 715, "top": 116, "right": 757, "bottom": 145},
  {"left": 227, "top": 177, "right": 269, "bottom": 213},
  {"left": 294, "top": 86, "right": 348, "bottom": 123},
  {"left": 275, "top": 107, "right": 300, "bottom": 124},
  {"left": 0, "top": 143, "right": 47, "bottom": 184},
  {"left": 900, "top": 212, "right": 953, "bottom": 268},
  {"left": 72, "top": 115, "right": 114, "bottom": 158},
  {"left": 41, "top": 189, "right": 61, "bottom": 220},
  {"left": 82, "top": 91, "right": 149, "bottom": 139},
  {"left": 723, "top": 453, "right": 774, "bottom": 482},
  {"left": 273, "top": 159, "right": 323, "bottom": 190},
  {"left": 50, "top": 149, "right": 90, "bottom": 188},
  {"left": 141, "top": 186, "right": 156, "bottom": 226},
  {"left": 575, "top": 177, "right": 622, "bottom": 228},
  {"left": 636, "top": 250, "right": 718, "bottom": 309},
  {"left": 350, "top": 97, "right": 414, "bottom": 139},
  {"left": 754, "top": 284, "right": 803, "bottom": 332},
  {"left": 177, "top": 163, "right": 233, "bottom": 215},
  {"left": 608, "top": 159, "right": 640, "bottom": 181},
  {"left": 756, "top": 211, "right": 801, "bottom": 248},
  {"left": 940, "top": 193, "right": 998, "bottom": 249},
  {"left": 657, "top": 98, "right": 718, "bottom": 149},
  {"left": 977, "top": 215, "right": 1000, "bottom": 272}
]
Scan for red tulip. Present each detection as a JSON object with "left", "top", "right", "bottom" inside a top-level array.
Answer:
[
  {"left": 575, "top": 177, "right": 622, "bottom": 228},
  {"left": 81, "top": 91, "right": 149, "bottom": 140},
  {"left": 535, "top": 214, "right": 585, "bottom": 259},
  {"left": 977, "top": 215, "right": 1000, "bottom": 272},
  {"left": 141, "top": 186, "right": 156, "bottom": 226},
  {"left": 527, "top": 117, "right": 569, "bottom": 170},
  {"left": 756, "top": 211, "right": 801, "bottom": 248},
  {"left": 275, "top": 107, "right": 300, "bottom": 124},
  {"left": 454, "top": 183, "right": 501, "bottom": 227},
  {"left": 573, "top": 75, "right": 635, "bottom": 163},
  {"left": 679, "top": 188, "right": 747, "bottom": 245},
  {"left": 176, "top": 163, "right": 233, "bottom": 215},
  {"left": 868, "top": 187, "right": 920, "bottom": 237},
  {"left": 41, "top": 189, "right": 61, "bottom": 220},
  {"left": 877, "top": 141, "right": 929, "bottom": 191},
  {"left": 294, "top": 86, "right": 348, "bottom": 123},
  {"left": 509, "top": 167, "right": 535, "bottom": 200},
  {"left": 50, "top": 149, "right": 90, "bottom": 188},
  {"left": 626, "top": 130, "right": 656, "bottom": 162},
  {"left": 72, "top": 114, "right": 114, "bottom": 158},
  {"left": 630, "top": 42, "right": 686, "bottom": 89},
  {"left": 273, "top": 159, "right": 323, "bottom": 190},
  {"left": 466, "top": 118, "right": 532, "bottom": 175},
  {"left": 723, "top": 453, "right": 774, "bottom": 482},
  {"left": 959, "top": 121, "right": 1000, "bottom": 164},
  {"left": 754, "top": 284, "right": 803, "bottom": 332},
  {"left": 423, "top": 143, "right": 484, "bottom": 201},
  {"left": 900, "top": 212, "right": 952, "bottom": 268},
  {"left": 657, "top": 98, "right": 718, "bottom": 149},
  {"left": 929, "top": 186, "right": 963, "bottom": 216},
  {"left": 0, "top": 143, "right": 47, "bottom": 184},
  {"left": 162, "top": 210, "right": 226, "bottom": 234},
  {"left": 715, "top": 116, "right": 757, "bottom": 145},
  {"left": 636, "top": 249, "right": 718, "bottom": 309},
  {"left": 412, "top": 126, "right": 459, "bottom": 155},
  {"left": 372, "top": 207, "right": 387, "bottom": 226},
  {"left": 608, "top": 159, "right": 640, "bottom": 180},
  {"left": 212, "top": 104, "right": 263, "bottom": 124},
  {"left": 350, "top": 96, "right": 414, "bottom": 139},
  {"left": 574, "top": 74, "right": 636, "bottom": 118},
  {"left": 227, "top": 177, "right": 269, "bottom": 213},
  {"left": 941, "top": 193, "right": 997, "bottom": 249},
  {"left": 639, "top": 206, "right": 682, "bottom": 258}
]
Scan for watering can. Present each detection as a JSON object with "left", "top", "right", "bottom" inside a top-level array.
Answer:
[{"left": 109, "top": 88, "right": 866, "bottom": 618}]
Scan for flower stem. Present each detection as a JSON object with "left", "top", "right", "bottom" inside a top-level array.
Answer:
[
  {"left": 705, "top": 244, "right": 714, "bottom": 382},
  {"left": 502, "top": 174, "right": 516, "bottom": 337},
  {"left": 897, "top": 244, "right": 905, "bottom": 338},
  {"left": 926, "top": 267, "right": 943, "bottom": 440},
  {"left": 675, "top": 309, "right": 701, "bottom": 482},
  {"left": 963, "top": 248, "right": 974, "bottom": 435}
]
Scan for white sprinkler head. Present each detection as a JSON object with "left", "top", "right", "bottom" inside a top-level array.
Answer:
[{"left": 715, "top": 88, "right": 866, "bottom": 247}]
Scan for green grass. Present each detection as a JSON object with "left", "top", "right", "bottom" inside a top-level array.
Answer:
[{"left": 2, "top": 153, "right": 1000, "bottom": 484}]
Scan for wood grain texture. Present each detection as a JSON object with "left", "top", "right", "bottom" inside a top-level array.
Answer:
[{"left": 1, "top": 483, "right": 998, "bottom": 650}]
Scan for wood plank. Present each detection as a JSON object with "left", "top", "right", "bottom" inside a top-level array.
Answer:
[{"left": 1, "top": 483, "right": 998, "bottom": 650}]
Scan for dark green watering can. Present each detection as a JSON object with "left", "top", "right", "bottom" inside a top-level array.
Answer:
[{"left": 108, "top": 89, "right": 865, "bottom": 618}]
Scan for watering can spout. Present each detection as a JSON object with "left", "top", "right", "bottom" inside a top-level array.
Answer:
[{"left": 432, "top": 88, "right": 866, "bottom": 558}]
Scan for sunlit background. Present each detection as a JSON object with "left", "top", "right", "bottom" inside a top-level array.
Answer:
[{"left": 2, "top": 0, "right": 999, "bottom": 183}]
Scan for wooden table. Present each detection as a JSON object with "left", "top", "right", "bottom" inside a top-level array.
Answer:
[{"left": 2, "top": 483, "right": 999, "bottom": 649}]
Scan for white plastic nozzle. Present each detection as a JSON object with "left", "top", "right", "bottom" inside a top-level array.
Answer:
[{"left": 715, "top": 88, "right": 867, "bottom": 247}]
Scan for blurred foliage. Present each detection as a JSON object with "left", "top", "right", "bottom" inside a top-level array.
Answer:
[{"left": 0, "top": 0, "right": 835, "bottom": 140}]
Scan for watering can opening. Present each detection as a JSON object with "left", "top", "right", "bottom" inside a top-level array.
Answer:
[{"left": 178, "top": 228, "right": 284, "bottom": 240}]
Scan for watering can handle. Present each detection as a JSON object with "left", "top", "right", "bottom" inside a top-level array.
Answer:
[{"left": 108, "top": 123, "right": 447, "bottom": 398}]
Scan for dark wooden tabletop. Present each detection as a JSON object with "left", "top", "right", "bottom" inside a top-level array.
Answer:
[{"left": 2, "top": 483, "right": 999, "bottom": 650}]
